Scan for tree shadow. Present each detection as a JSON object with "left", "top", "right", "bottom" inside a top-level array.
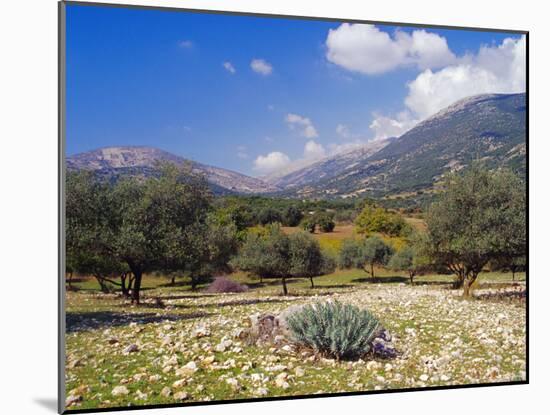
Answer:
[
  {"left": 160, "top": 294, "right": 217, "bottom": 300},
  {"left": 474, "top": 288, "right": 526, "bottom": 302},
  {"left": 245, "top": 278, "right": 302, "bottom": 289},
  {"left": 205, "top": 297, "right": 294, "bottom": 308},
  {"left": 310, "top": 284, "right": 353, "bottom": 289},
  {"left": 66, "top": 311, "right": 213, "bottom": 333},
  {"left": 352, "top": 276, "right": 410, "bottom": 284},
  {"left": 351, "top": 276, "right": 456, "bottom": 287}
]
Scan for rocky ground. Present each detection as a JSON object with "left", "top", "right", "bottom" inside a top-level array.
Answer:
[{"left": 65, "top": 282, "right": 526, "bottom": 410}]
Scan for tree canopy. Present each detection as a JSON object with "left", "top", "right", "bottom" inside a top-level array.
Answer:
[
  {"left": 66, "top": 164, "right": 215, "bottom": 303},
  {"left": 355, "top": 203, "right": 411, "bottom": 237},
  {"left": 424, "top": 165, "right": 526, "bottom": 296},
  {"left": 338, "top": 236, "right": 394, "bottom": 278}
]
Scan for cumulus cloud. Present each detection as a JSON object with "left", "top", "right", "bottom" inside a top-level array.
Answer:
[
  {"left": 353, "top": 35, "right": 526, "bottom": 137},
  {"left": 405, "top": 35, "right": 526, "bottom": 118},
  {"left": 327, "top": 140, "right": 367, "bottom": 155},
  {"left": 223, "top": 61, "right": 236, "bottom": 74},
  {"left": 285, "top": 113, "right": 318, "bottom": 138},
  {"left": 369, "top": 111, "right": 418, "bottom": 140},
  {"left": 250, "top": 58, "right": 273, "bottom": 75},
  {"left": 326, "top": 24, "right": 455, "bottom": 75},
  {"left": 253, "top": 151, "right": 291, "bottom": 173},
  {"left": 304, "top": 140, "right": 326, "bottom": 160}
]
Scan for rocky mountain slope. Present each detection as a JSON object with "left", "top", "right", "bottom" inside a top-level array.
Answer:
[
  {"left": 67, "top": 146, "right": 278, "bottom": 194},
  {"left": 275, "top": 93, "right": 526, "bottom": 199}
]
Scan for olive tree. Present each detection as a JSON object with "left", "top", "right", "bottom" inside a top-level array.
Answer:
[
  {"left": 338, "top": 236, "right": 394, "bottom": 279},
  {"left": 66, "top": 163, "right": 214, "bottom": 304},
  {"left": 388, "top": 245, "right": 429, "bottom": 284},
  {"left": 425, "top": 165, "right": 526, "bottom": 297},
  {"left": 288, "top": 231, "right": 336, "bottom": 288},
  {"left": 232, "top": 224, "right": 292, "bottom": 295}
]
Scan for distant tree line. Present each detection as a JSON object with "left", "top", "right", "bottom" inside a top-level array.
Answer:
[
  {"left": 66, "top": 164, "right": 340, "bottom": 301},
  {"left": 67, "top": 163, "right": 525, "bottom": 300},
  {"left": 336, "top": 165, "right": 526, "bottom": 296}
]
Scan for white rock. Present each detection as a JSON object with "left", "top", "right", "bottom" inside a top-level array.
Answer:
[
  {"left": 174, "top": 391, "right": 189, "bottom": 401},
  {"left": 135, "top": 390, "right": 148, "bottom": 400},
  {"left": 255, "top": 387, "right": 269, "bottom": 396},
  {"left": 112, "top": 386, "right": 129, "bottom": 396},
  {"left": 226, "top": 377, "right": 240, "bottom": 391}
]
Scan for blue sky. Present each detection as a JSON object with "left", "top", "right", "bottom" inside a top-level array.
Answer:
[{"left": 66, "top": 4, "right": 526, "bottom": 177}]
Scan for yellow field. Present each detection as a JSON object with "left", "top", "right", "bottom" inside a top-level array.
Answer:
[{"left": 282, "top": 224, "right": 357, "bottom": 254}]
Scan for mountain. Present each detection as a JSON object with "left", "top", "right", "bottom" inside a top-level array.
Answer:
[
  {"left": 67, "top": 146, "right": 279, "bottom": 194},
  {"left": 266, "top": 138, "right": 395, "bottom": 190},
  {"left": 275, "top": 93, "right": 526, "bottom": 199}
]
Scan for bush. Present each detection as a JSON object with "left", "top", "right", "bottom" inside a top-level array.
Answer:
[
  {"left": 316, "top": 213, "right": 335, "bottom": 233},
  {"left": 257, "top": 207, "right": 282, "bottom": 225},
  {"left": 205, "top": 276, "right": 248, "bottom": 293},
  {"left": 287, "top": 301, "right": 381, "bottom": 360},
  {"left": 282, "top": 205, "right": 304, "bottom": 227},
  {"left": 355, "top": 204, "right": 411, "bottom": 237},
  {"left": 300, "top": 218, "right": 316, "bottom": 233}
]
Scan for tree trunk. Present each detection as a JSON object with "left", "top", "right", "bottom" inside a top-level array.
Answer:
[
  {"left": 121, "top": 273, "right": 130, "bottom": 297},
  {"left": 131, "top": 270, "right": 143, "bottom": 304},
  {"left": 463, "top": 275, "right": 477, "bottom": 298},
  {"left": 511, "top": 266, "right": 516, "bottom": 281},
  {"left": 171, "top": 274, "right": 176, "bottom": 285},
  {"left": 191, "top": 276, "right": 197, "bottom": 291},
  {"left": 282, "top": 277, "right": 288, "bottom": 296},
  {"left": 67, "top": 272, "right": 73, "bottom": 288},
  {"left": 309, "top": 276, "right": 315, "bottom": 289},
  {"left": 94, "top": 275, "right": 110, "bottom": 293},
  {"left": 409, "top": 271, "right": 414, "bottom": 285},
  {"left": 371, "top": 263, "right": 375, "bottom": 279}
]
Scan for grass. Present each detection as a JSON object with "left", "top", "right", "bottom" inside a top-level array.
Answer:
[
  {"left": 64, "top": 224, "right": 526, "bottom": 410},
  {"left": 65, "top": 267, "right": 526, "bottom": 410}
]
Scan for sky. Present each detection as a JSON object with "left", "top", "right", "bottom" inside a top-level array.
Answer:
[{"left": 65, "top": 4, "right": 526, "bottom": 177}]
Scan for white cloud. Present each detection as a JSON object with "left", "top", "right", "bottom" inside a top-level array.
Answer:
[
  {"left": 404, "top": 35, "right": 526, "bottom": 118},
  {"left": 328, "top": 140, "right": 368, "bottom": 155},
  {"left": 332, "top": 34, "right": 526, "bottom": 138},
  {"left": 253, "top": 151, "right": 291, "bottom": 173},
  {"left": 326, "top": 24, "right": 455, "bottom": 75},
  {"left": 285, "top": 113, "right": 318, "bottom": 138},
  {"left": 223, "top": 61, "right": 236, "bottom": 74},
  {"left": 304, "top": 140, "right": 326, "bottom": 160},
  {"left": 250, "top": 58, "right": 273, "bottom": 75},
  {"left": 178, "top": 40, "right": 193, "bottom": 49},
  {"left": 369, "top": 111, "right": 418, "bottom": 140},
  {"left": 336, "top": 124, "right": 351, "bottom": 139}
]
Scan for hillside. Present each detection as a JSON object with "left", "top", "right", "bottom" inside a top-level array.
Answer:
[
  {"left": 276, "top": 93, "right": 526, "bottom": 199},
  {"left": 67, "top": 146, "right": 278, "bottom": 194}
]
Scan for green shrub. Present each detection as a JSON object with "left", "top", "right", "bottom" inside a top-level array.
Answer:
[
  {"left": 287, "top": 301, "right": 380, "bottom": 360},
  {"left": 300, "top": 217, "right": 316, "bottom": 233},
  {"left": 316, "top": 213, "right": 336, "bottom": 233}
]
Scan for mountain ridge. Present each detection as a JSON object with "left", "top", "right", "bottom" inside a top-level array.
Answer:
[
  {"left": 67, "top": 146, "right": 279, "bottom": 194},
  {"left": 274, "top": 92, "right": 526, "bottom": 199}
]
